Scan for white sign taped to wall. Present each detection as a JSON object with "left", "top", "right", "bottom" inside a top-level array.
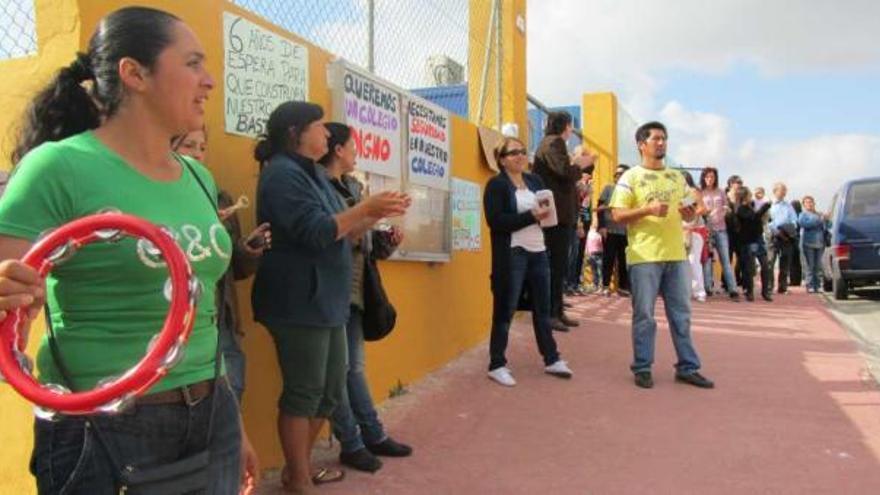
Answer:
[
  {"left": 406, "top": 96, "right": 451, "bottom": 191},
  {"left": 329, "top": 61, "right": 403, "bottom": 178},
  {"left": 223, "top": 12, "right": 309, "bottom": 138}
]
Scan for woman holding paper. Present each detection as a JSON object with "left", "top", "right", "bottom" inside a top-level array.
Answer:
[{"left": 483, "top": 137, "right": 573, "bottom": 387}]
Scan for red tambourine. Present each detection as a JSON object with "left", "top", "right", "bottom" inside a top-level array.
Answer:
[{"left": 0, "top": 212, "right": 200, "bottom": 416}]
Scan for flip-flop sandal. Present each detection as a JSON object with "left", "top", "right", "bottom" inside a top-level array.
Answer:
[{"left": 311, "top": 467, "right": 346, "bottom": 485}]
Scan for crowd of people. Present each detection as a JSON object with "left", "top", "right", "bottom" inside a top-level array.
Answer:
[
  {"left": 0, "top": 6, "right": 833, "bottom": 495},
  {"left": 539, "top": 120, "right": 830, "bottom": 307},
  {"left": 484, "top": 114, "right": 830, "bottom": 390}
]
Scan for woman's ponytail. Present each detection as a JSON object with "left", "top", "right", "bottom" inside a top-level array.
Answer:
[{"left": 11, "top": 52, "right": 100, "bottom": 164}]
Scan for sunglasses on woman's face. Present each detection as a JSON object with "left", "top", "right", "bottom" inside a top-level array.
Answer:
[{"left": 502, "top": 149, "right": 527, "bottom": 157}]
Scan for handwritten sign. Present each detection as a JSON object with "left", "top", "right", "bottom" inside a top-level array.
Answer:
[
  {"left": 223, "top": 13, "right": 309, "bottom": 138},
  {"left": 452, "top": 178, "right": 481, "bottom": 251},
  {"left": 332, "top": 64, "right": 402, "bottom": 178},
  {"left": 407, "top": 97, "right": 451, "bottom": 190}
]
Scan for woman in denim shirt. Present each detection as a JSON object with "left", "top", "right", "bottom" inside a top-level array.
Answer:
[
  {"left": 252, "top": 102, "right": 409, "bottom": 493},
  {"left": 798, "top": 196, "right": 827, "bottom": 293}
]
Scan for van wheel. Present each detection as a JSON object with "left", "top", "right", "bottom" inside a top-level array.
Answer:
[
  {"left": 833, "top": 276, "right": 848, "bottom": 300},
  {"left": 822, "top": 277, "right": 832, "bottom": 292}
]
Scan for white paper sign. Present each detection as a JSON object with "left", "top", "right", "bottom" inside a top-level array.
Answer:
[
  {"left": 223, "top": 13, "right": 309, "bottom": 138},
  {"left": 406, "top": 97, "right": 451, "bottom": 190},
  {"left": 337, "top": 66, "right": 402, "bottom": 178}
]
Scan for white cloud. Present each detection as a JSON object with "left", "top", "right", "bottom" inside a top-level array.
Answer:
[
  {"left": 526, "top": 0, "right": 880, "bottom": 210},
  {"left": 736, "top": 134, "right": 880, "bottom": 209}
]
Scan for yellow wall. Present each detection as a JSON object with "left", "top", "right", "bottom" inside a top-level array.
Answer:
[
  {"left": 581, "top": 92, "right": 619, "bottom": 199},
  {"left": 0, "top": 0, "right": 499, "bottom": 487}
]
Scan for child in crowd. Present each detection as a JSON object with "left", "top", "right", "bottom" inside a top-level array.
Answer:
[{"left": 586, "top": 226, "right": 604, "bottom": 293}]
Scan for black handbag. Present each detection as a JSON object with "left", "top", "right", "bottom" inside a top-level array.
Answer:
[{"left": 361, "top": 255, "right": 397, "bottom": 341}]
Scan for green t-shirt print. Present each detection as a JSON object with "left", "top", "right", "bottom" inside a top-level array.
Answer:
[
  {"left": 0, "top": 132, "right": 231, "bottom": 394},
  {"left": 609, "top": 166, "right": 692, "bottom": 265}
]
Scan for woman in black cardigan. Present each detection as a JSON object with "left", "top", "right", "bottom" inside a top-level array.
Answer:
[{"left": 483, "top": 137, "right": 573, "bottom": 387}]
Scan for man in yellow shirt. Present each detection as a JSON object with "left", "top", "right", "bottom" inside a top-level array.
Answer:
[{"left": 610, "top": 122, "right": 714, "bottom": 389}]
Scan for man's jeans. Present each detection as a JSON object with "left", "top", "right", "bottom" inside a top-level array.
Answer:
[
  {"left": 544, "top": 225, "right": 572, "bottom": 317},
  {"left": 489, "top": 248, "right": 561, "bottom": 371},
  {"left": 566, "top": 226, "right": 586, "bottom": 289},
  {"left": 802, "top": 246, "right": 823, "bottom": 291},
  {"left": 704, "top": 229, "right": 737, "bottom": 295},
  {"left": 332, "top": 306, "right": 387, "bottom": 454},
  {"left": 30, "top": 382, "right": 242, "bottom": 494},
  {"left": 628, "top": 261, "right": 702, "bottom": 375}
]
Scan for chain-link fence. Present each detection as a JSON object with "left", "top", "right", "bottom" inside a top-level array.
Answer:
[
  {"left": 232, "top": 0, "right": 505, "bottom": 115},
  {"left": 0, "top": 0, "right": 37, "bottom": 60}
]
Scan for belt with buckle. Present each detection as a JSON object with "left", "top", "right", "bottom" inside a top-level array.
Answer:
[{"left": 136, "top": 379, "right": 214, "bottom": 406}]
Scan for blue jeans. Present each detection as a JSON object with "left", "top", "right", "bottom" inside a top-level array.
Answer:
[
  {"left": 30, "top": 382, "right": 242, "bottom": 494},
  {"left": 705, "top": 229, "right": 737, "bottom": 295},
  {"left": 628, "top": 261, "right": 702, "bottom": 375},
  {"left": 489, "top": 248, "right": 561, "bottom": 370},
  {"left": 802, "top": 246, "right": 823, "bottom": 291},
  {"left": 218, "top": 321, "right": 246, "bottom": 404},
  {"left": 587, "top": 253, "right": 603, "bottom": 290},
  {"left": 331, "top": 306, "right": 387, "bottom": 454}
]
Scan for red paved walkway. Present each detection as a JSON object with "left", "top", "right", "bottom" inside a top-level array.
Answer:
[{"left": 260, "top": 287, "right": 880, "bottom": 494}]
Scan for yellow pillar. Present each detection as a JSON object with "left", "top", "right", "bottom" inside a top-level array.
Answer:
[
  {"left": 468, "top": 0, "right": 527, "bottom": 138},
  {"left": 581, "top": 92, "right": 619, "bottom": 203}
]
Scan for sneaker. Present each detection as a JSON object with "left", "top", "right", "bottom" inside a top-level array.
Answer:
[
  {"left": 366, "top": 437, "right": 413, "bottom": 457},
  {"left": 729, "top": 292, "right": 741, "bottom": 302},
  {"left": 634, "top": 371, "right": 654, "bottom": 389},
  {"left": 488, "top": 367, "right": 516, "bottom": 386},
  {"left": 745, "top": 292, "right": 755, "bottom": 302},
  {"left": 544, "top": 360, "right": 573, "bottom": 378},
  {"left": 761, "top": 292, "right": 773, "bottom": 302},
  {"left": 339, "top": 448, "right": 383, "bottom": 473},
  {"left": 616, "top": 289, "right": 631, "bottom": 297},
  {"left": 601, "top": 288, "right": 611, "bottom": 297},
  {"left": 675, "top": 371, "right": 715, "bottom": 389},
  {"left": 695, "top": 294, "right": 707, "bottom": 303}
]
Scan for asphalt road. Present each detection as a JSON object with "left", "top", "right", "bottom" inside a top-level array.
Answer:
[{"left": 822, "top": 286, "right": 880, "bottom": 384}]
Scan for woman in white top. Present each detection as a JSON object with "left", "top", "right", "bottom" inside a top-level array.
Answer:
[
  {"left": 482, "top": 137, "right": 572, "bottom": 387},
  {"left": 683, "top": 172, "right": 709, "bottom": 302}
]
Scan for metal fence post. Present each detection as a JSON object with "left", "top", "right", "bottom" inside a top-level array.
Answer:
[
  {"left": 476, "top": 0, "right": 498, "bottom": 126},
  {"left": 367, "top": 0, "right": 375, "bottom": 73},
  {"left": 495, "top": 0, "right": 503, "bottom": 131}
]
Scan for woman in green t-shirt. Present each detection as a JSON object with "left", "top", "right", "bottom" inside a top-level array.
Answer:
[{"left": 0, "top": 7, "right": 257, "bottom": 494}]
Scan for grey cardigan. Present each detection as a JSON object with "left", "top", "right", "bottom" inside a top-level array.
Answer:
[{"left": 251, "top": 152, "right": 352, "bottom": 328}]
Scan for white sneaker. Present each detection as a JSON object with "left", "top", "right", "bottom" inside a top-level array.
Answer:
[
  {"left": 488, "top": 367, "right": 516, "bottom": 387},
  {"left": 544, "top": 360, "right": 573, "bottom": 379},
  {"left": 695, "top": 294, "right": 707, "bottom": 303}
]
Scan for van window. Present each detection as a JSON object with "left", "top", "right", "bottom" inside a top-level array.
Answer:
[{"left": 845, "top": 180, "right": 880, "bottom": 218}]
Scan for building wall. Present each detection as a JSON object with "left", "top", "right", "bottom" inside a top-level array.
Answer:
[{"left": 0, "top": 0, "right": 498, "bottom": 489}]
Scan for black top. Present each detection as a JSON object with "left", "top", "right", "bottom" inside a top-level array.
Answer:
[
  {"left": 736, "top": 202, "right": 772, "bottom": 244},
  {"left": 483, "top": 170, "right": 545, "bottom": 301},
  {"left": 532, "top": 135, "right": 582, "bottom": 226}
]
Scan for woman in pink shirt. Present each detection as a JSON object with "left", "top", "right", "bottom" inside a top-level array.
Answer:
[{"left": 700, "top": 167, "right": 739, "bottom": 299}]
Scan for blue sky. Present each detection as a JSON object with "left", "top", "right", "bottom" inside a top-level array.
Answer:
[{"left": 657, "top": 64, "right": 880, "bottom": 142}]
